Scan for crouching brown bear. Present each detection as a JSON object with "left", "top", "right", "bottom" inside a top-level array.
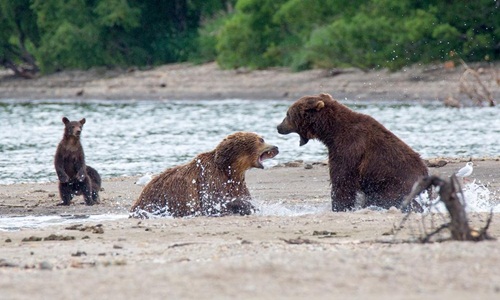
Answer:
[
  {"left": 130, "top": 132, "right": 279, "bottom": 218},
  {"left": 277, "top": 93, "right": 427, "bottom": 211},
  {"left": 54, "top": 117, "right": 101, "bottom": 205}
]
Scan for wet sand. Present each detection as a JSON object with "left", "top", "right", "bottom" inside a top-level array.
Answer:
[{"left": 1, "top": 159, "right": 500, "bottom": 299}]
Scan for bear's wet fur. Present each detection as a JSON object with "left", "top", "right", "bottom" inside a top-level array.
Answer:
[
  {"left": 54, "top": 117, "right": 101, "bottom": 205},
  {"left": 277, "top": 93, "right": 428, "bottom": 211},
  {"left": 130, "top": 132, "right": 279, "bottom": 218}
]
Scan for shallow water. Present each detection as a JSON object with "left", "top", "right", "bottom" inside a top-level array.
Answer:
[
  {"left": 0, "top": 214, "right": 128, "bottom": 231},
  {"left": 0, "top": 99, "right": 499, "bottom": 184},
  {"left": 2, "top": 180, "right": 497, "bottom": 231}
]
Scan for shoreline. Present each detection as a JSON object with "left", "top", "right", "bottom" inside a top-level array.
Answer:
[
  {"left": 0, "top": 156, "right": 499, "bottom": 185},
  {"left": 1, "top": 158, "right": 499, "bottom": 218},
  {"left": 1, "top": 62, "right": 499, "bottom": 102}
]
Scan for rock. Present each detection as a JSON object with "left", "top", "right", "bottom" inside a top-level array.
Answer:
[{"left": 39, "top": 261, "right": 53, "bottom": 270}]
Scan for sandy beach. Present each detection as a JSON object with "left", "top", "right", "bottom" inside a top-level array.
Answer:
[
  {"left": 1, "top": 61, "right": 499, "bottom": 102},
  {"left": 1, "top": 159, "right": 500, "bottom": 299},
  {"left": 1, "top": 62, "right": 500, "bottom": 299}
]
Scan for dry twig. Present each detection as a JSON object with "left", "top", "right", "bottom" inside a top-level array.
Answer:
[{"left": 458, "top": 59, "right": 496, "bottom": 107}]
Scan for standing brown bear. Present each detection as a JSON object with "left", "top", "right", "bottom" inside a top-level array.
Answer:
[
  {"left": 130, "top": 132, "right": 279, "bottom": 218},
  {"left": 277, "top": 93, "right": 427, "bottom": 211},
  {"left": 54, "top": 117, "right": 101, "bottom": 205}
]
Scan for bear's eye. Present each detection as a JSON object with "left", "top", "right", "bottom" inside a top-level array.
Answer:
[{"left": 259, "top": 138, "right": 264, "bottom": 143}]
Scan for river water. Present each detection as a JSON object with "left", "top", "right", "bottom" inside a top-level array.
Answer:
[{"left": 1, "top": 99, "right": 499, "bottom": 185}]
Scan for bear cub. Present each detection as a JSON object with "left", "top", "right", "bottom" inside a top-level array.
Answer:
[{"left": 54, "top": 117, "right": 101, "bottom": 205}]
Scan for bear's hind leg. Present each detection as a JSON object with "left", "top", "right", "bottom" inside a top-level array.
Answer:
[
  {"left": 80, "top": 178, "right": 95, "bottom": 205},
  {"left": 58, "top": 183, "right": 74, "bottom": 205},
  {"left": 364, "top": 182, "right": 407, "bottom": 210},
  {"left": 91, "top": 189, "right": 100, "bottom": 204},
  {"left": 87, "top": 166, "right": 101, "bottom": 203}
]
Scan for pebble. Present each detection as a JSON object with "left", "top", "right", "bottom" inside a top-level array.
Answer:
[{"left": 39, "top": 261, "right": 53, "bottom": 270}]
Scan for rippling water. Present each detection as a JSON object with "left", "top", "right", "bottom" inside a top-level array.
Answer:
[{"left": 0, "top": 99, "right": 498, "bottom": 184}]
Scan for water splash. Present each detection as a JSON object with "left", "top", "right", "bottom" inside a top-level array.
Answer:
[
  {"left": 461, "top": 180, "right": 499, "bottom": 213},
  {"left": 420, "top": 180, "right": 499, "bottom": 213},
  {"left": 252, "top": 199, "right": 330, "bottom": 216}
]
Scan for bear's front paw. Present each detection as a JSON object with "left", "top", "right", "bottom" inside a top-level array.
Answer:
[
  {"left": 226, "top": 199, "right": 255, "bottom": 216},
  {"left": 59, "top": 175, "right": 70, "bottom": 183}
]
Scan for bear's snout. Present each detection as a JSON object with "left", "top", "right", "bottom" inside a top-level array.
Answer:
[{"left": 277, "top": 119, "right": 293, "bottom": 135}]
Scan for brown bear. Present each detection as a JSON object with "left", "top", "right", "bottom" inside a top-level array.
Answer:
[
  {"left": 277, "top": 93, "right": 427, "bottom": 211},
  {"left": 54, "top": 117, "right": 101, "bottom": 205},
  {"left": 130, "top": 132, "right": 279, "bottom": 218}
]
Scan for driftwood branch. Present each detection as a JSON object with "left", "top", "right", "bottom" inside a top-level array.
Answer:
[
  {"left": 401, "top": 174, "right": 494, "bottom": 242},
  {"left": 458, "top": 60, "right": 495, "bottom": 107},
  {"left": 0, "top": 57, "right": 38, "bottom": 79},
  {"left": 420, "top": 223, "right": 449, "bottom": 243}
]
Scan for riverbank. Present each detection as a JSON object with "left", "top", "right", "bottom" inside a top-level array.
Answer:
[
  {"left": 1, "top": 62, "right": 499, "bottom": 102},
  {"left": 1, "top": 159, "right": 500, "bottom": 299}
]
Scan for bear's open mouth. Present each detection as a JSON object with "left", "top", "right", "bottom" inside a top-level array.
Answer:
[{"left": 257, "top": 146, "right": 279, "bottom": 168}]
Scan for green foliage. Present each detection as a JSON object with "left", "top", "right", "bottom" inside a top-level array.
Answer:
[
  {"left": 216, "top": 0, "right": 499, "bottom": 70},
  {"left": 128, "top": 0, "right": 236, "bottom": 65},
  {"left": 189, "top": 13, "right": 231, "bottom": 64},
  {"left": 32, "top": 0, "right": 144, "bottom": 72},
  {"left": 94, "top": 0, "right": 140, "bottom": 29},
  {"left": 37, "top": 21, "right": 100, "bottom": 71},
  {"left": 216, "top": 0, "right": 288, "bottom": 69},
  {"left": 0, "top": 0, "right": 498, "bottom": 75}
]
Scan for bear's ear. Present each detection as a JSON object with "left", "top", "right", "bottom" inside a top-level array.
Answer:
[
  {"left": 305, "top": 97, "right": 325, "bottom": 112},
  {"left": 80, "top": 118, "right": 86, "bottom": 125},
  {"left": 62, "top": 117, "right": 70, "bottom": 124},
  {"left": 319, "top": 93, "right": 333, "bottom": 100},
  {"left": 306, "top": 99, "right": 325, "bottom": 112},
  {"left": 315, "top": 101, "right": 325, "bottom": 111}
]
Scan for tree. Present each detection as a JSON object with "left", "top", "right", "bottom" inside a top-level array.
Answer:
[
  {"left": 216, "top": 0, "right": 288, "bottom": 69},
  {"left": 32, "top": 0, "right": 142, "bottom": 72},
  {"left": 1, "top": 0, "right": 498, "bottom": 76},
  {"left": 214, "top": 0, "right": 499, "bottom": 71},
  {"left": 0, "top": 0, "right": 40, "bottom": 78}
]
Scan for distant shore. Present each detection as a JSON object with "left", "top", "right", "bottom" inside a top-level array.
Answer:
[{"left": 1, "top": 62, "right": 498, "bottom": 102}]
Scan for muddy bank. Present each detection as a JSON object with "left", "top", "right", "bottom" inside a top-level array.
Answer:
[{"left": 1, "top": 62, "right": 498, "bottom": 102}]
